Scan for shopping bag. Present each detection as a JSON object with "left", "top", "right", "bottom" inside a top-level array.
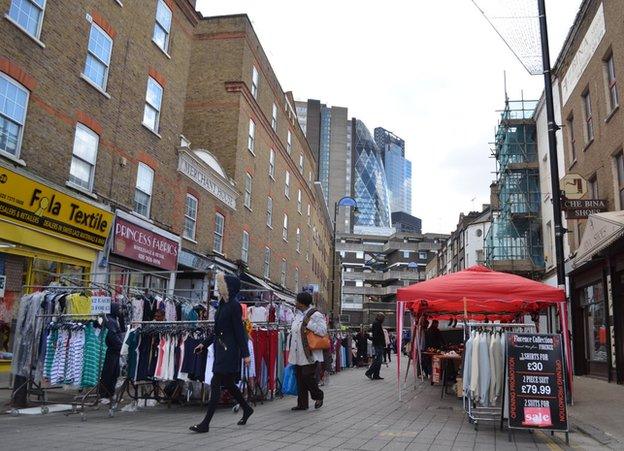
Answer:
[{"left": 283, "top": 364, "right": 298, "bottom": 396}]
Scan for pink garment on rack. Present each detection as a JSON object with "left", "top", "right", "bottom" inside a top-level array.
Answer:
[{"left": 154, "top": 336, "right": 167, "bottom": 379}]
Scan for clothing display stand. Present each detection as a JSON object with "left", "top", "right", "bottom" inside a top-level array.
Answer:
[
  {"left": 114, "top": 319, "right": 215, "bottom": 413},
  {"left": 462, "top": 322, "right": 535, "bottom": 430},
  {"left": 11, "top": 306, "right": 108, "bottom": 421}
]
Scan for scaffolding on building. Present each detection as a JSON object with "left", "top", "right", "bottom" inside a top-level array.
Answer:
[{"left": 485, "top": 98, "right": 544, "bottom": 278}]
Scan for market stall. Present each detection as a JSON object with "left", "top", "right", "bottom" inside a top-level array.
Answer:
[{"left": 394, "top": 265, "right": 570, "bottom": 404}]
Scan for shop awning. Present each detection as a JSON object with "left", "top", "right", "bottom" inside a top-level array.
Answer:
[
  {"left": 241, "top": 272, "right": 272, "bottom": 290},
  {"left": 572, "top": 211, "right": 624, "bottom": 270},
  {"left": 272, "top": 291, "right": 296, "bottom": 306}
]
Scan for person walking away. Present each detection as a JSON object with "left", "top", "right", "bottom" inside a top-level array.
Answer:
[
  {"left": 355, "top": 328, "right": 368, "bottom": 367},
  {"left": 189, "top": 273, "right": 253, "bottom": 433},
  {"left": 365, "top": 314, "right": 385, "bottom": 380},
  {"left": 288, "top": 292, "right": 327, "bottom": 410},
  {"left": 382, "top": 327, "right": 391, "bottom": 364},
  {"left": 99, "top": 303, "right": 124, "bottom": 403}
]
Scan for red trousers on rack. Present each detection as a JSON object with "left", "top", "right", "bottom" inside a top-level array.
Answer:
[{"left": 252, "top": 329, "right": 278, "bottom": 392}]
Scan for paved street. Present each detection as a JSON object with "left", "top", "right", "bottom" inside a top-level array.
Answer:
[{"left": 0, "top": 357, "right": 607, "bottom": 450}]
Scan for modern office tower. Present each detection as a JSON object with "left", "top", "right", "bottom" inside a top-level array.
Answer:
[{"left": 374, "top": 127, "right": 412, "bottom": 214}]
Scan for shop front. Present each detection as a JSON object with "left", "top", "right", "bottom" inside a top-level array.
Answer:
[
  {"left": 108, "top": 210, "right": 180, "bottom": 296},
  {"left": 175, "top": 248, "right": 213, "bottom": 302},
  {"left": 0, "top": 164, "right": 113, "bottom": 351},
  {"left": 568, "top": 211, "right": 624, "bottom": 384}
]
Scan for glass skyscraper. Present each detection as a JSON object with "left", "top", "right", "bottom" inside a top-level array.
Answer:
[
  {"left": 374, "top": 127, "right": 412, "bottom": 214},
  {"left": 352, "top": 120, "right": 392, "bottom": 229}
]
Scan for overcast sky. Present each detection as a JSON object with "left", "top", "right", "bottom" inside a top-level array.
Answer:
[{"left": 196, "top": 0, "right": 582, "bottom": 234}]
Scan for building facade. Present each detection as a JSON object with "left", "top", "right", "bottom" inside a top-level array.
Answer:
[
  {"left": 337, "top": 231, "right": 447, "bottom": 326},
  {"left": 374, "top": 127, "right": 412, "bottom": 215},
  {"left": 553, "top": 0, "right": 624, "bottom": 383},
  {"left": 0, "top": 2, "right": 334, "bottom": 343},
  {"left": 352, "top": 119, "right": 393, "bottom": 234}
]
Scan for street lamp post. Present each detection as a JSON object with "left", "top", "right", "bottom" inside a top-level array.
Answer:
[{"left": 331, "top": 196, "right": 358, "bottom": 325}]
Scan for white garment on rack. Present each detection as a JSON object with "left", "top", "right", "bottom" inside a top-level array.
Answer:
[
  {"left": 249, "top": 306, "right": 268, "bottom": 323},
  {"left": 165, "top": 300, "right": 177, "bottom": 321},
  {"left": 462, "top": 331, "right": 475, "bottom": 395},
  {"left": 489, "top": 333, "right": 497, "bottom": 404},
  {"left": 204, "top": 344, "right": 215, "bottom": 385},
  {"left": 245, "top": 339, "right": 255, "bottom": 378},
  {"left": 469, "top": 332, "right": 480, "bottom": 399},
  {"left": 120, "top": 326, "right": 132, "bottom": 357},
  {"left": 50, "top": 330, "right": 69, "bottom": 385},
  {"left": 478, "top": 333, "right": 491, "bottom": 406},
  {"left": 167, "top": 335, "right": 176, "bottom": 380},
  {"left": 131, "top": 298, "right": 143, "bottom": 323}
]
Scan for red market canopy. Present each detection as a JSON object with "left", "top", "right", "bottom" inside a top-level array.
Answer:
[{"left": 396, "top": 265, "right": 565, "bottom": 317}]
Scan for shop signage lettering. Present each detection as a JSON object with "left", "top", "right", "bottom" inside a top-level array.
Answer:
[
  {"left": 0, "top": 166, "right": 112, "bottom": 248},
  {"left": 113, "top": 217, "right": 179, "bottom": 270},
  {"left": 563, "top": 199, "right": 607, "bottom": 219},
  {"left": 506, "top": 333, "right": 568, "bottom": 432},
  {"left": 178, "top": 154, "right": 236, "bottom": 210}
]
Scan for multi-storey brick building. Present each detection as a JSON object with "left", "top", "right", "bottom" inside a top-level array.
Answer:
[
  {"left": 0, "top": 2, "right": 333, "bottom": 341},
  {"left": 553, "top": 0, "right": 624, "bottom": 384}
]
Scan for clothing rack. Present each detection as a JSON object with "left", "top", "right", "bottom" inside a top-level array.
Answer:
[
  {"left": 11, "top": 310, "right": 108, "bottom": 420},
  {"left": 462, "top": 322, "right": 536, "bottom": 430}
]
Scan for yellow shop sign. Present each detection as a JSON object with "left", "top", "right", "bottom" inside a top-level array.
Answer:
[{"left": 0, "top": 167, "right": 113, "bottom": 249}]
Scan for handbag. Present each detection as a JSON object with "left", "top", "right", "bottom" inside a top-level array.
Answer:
[{"left": 303, "top": 309, "right": 331, "bottom": 350}]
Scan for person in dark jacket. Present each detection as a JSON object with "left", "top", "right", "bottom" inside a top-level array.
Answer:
[
  {"left": 365, "top": 313, "right": 385, "bottom": 380},
  {"left": 355, "top": 328, "right": 369, "bottom": 367},
  {"left": 99, "top": 303, "right": 124, "bottom": 401},
  {"left": 190, "top": 273, "right": 253, "bottom": 433}
]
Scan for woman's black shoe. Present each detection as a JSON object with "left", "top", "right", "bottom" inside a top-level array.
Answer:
[
  {"left": 291, "top": 406, "right": 307, "bottom": 411},
  {"left": 189, "top": 424, "right": 209, "bottom": 433},
  {"left": 314, "top": 400, "right": 323, "bottom": 409},
  {"left": 237, "top": 406, "right": 254, "bottom": 425}
]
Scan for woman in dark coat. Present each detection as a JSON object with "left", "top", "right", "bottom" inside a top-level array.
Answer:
[
  {"left": 99, "top": 303, "right": 124, "bottom": 401},
  {"left": 189, "top": 273, "right": 253, "bottom": 433}
]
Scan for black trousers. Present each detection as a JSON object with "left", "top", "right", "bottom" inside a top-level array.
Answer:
[
  {"left": 366, "top": 346, "right": 384, "bottom": 378},
  {"left": 295, "top": 363, "right": 323, "bottom": 409},
  {"left": 199, "top": 372, "right": 249, "bottom": 427}
]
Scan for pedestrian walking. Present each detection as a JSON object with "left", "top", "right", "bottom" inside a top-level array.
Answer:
[
  {"left": 288, "top": 292, "right": 327, "bottom": 411},
  {"left": 99, "top": 303, "right": 124, "bottom": 403},
  {"left": 355, "top": 328, "right": 369, "bottom": 366},
  {"left": 382, "top": 327, "right": 391, "bottom": 364},
  {"left": 365, "top": 313, "right": 385, "bottom": 380},
  {"left": 189, "top": 273, "right": 253, "bottom": 433}
]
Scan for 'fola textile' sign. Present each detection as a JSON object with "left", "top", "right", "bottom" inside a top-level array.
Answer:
[
  {"left": 0, "top": 166, "right": 112, "bottom": 248},
  {"left": 113, "top": 217, "right": 179, "bottom": 270},
  {"left": 506, "top": 333, "right": 568, "bottom": 432}
]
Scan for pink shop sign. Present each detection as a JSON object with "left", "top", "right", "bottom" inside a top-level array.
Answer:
[{"left": 112, "top": 217, "right": 179, "bottom": 270}]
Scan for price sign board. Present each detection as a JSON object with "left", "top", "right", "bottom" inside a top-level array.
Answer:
[
  {"left": 506, "top": 333, "right": 568, "bottom": 432},
  {"left": 90, "top": 296, "right": 111, "bottom": 315}
]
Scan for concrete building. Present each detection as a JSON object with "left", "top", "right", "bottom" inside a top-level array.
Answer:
[
  {"left": 374, "top": 127, "right": 412, "bottom": 215},
  {"left": 552, "top": 0, "right": 624, "bottom": 383},
  {"left": 336, "top": 231, "right": 447, "bottom": 326},
  {"left": 0, "top": 2, "right": 334, "bottom": 339}
]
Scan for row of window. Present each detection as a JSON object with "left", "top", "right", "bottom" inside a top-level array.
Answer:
[
  {"left": 8, "top": 0, "right": 172, "bottom": 53},
  {"left": 260, "top": 246, "right": 300, "bottom": 290},
  {"left": 566, "top": 53, "right": 619, "bottom": 162}
]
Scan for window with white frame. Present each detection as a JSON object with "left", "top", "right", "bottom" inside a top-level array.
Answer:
[
  {"left": 0, "top": 73, "right": 29, "bottom": 157},
  {"left": 280, "top": 259, "right": 287, "bottom": 286},
  {"left": 294, "top": 268, "right": 299, "bottom": 292},
  {"left": 143, "top": 77, "right": 163, "bottom": 132},
  {"left": 296, "top": 227, "right": 301, "bottom": 253},
  {"left": 605, "top": 54, "right": 619, "bottom": 112},
  {"left": 589, "top": 174, "right": 599, "bottom": 198},
  {"left": 283, "top": 213, "right": 288, "bottom": 241},
  {"left": 298, "top": 154, "right": 304, "bottom": 174},
  {"left": 419, "top": 252, "right": 428, "bottom": 260},
  {"left": 152, "top": 0, "right": 172, "bottom": 53},
  {"left": 567, "top": 114, "right": 577, "bottom": 162},
  {"left": 616, "top": 151, "right": 624, "bottom": 209},
  {"left": 213, "top": 212, "right": 225, "bottom": 253},
  {"left": 244, "top": 172, "right": 252, "bottom": 209},
  {"left": 183, "top": 194, "right": 198, "bottom": 240},
  {"left": 251, "top": 66, "right": 258, "bottom": 99},
  {"left": 83, "top": 22, "right": 113, "bottom": 91},
  {"left": 247, "top": 119, "right": 255, "bottom": 153},
  {"left": 271, "top": 103, "right": 277, "bottom": 130},
  {"left": 241, "top": 230, "right": 249, "bottom": 263},
  {"left": 582, "top": 90, "right": 594, "bottom": 143},
  {"left": 134, "top": 163, "right": 154, "bottom": 217},
  {"left": 8, "top": 0, "right": 46, "bottom": 39},
  {"left": 263, "top": 247, "right": 271, "bottom": 278},
  {"left": 69, "top": 123, "right": 99, "bottom": 190},
  {"left": 268, "top": 148, "right": 275, "bottom": 178},
  {"left": 287, "top": 130, "right": 292, "bottom": 154},
  {"left": 307, "top": 204, "right": 311, "bottom": 226},
  {"left": 305, "top": 241, "right": 310, "bottom": 262},
  {"left": 285, "top": 171, "right": 290, "bottom": 198},
  {"left": 403, "top": 250, "right": 410, "bottom": 259},
  {"left": 297, "top": 189, "right": 302, "bottom": 213},
  {"left": 356, "top": 251, "right": 364, "bottom": 260},
  {"left": 266, "top": 196, "right": 273, "bottom": 227}
]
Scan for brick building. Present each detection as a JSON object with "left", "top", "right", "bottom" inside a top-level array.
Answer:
[
  {"left": 553, "top": 0, "right": 624, "bottom": 383},
  {"left": 0, "top": 1, "right": 333, "bottom": 340}
]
